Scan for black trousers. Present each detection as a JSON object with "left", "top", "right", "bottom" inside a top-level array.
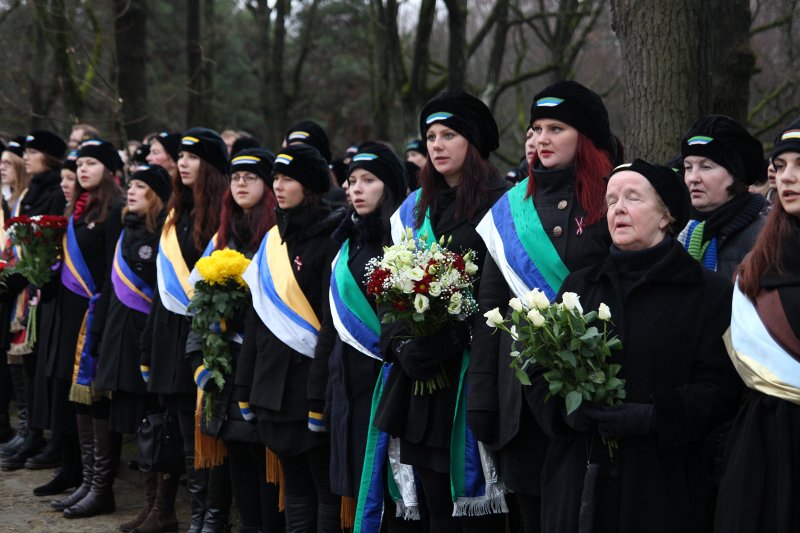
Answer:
[
  {"left": 278, "top": 442, "right": 339, "bottom": 505},
  {"left": 225, "top": 440, "right": 284, "bottom": 532}
]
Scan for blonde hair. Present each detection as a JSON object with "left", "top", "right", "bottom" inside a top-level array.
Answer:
[
  {"left": 122, "top": 187, "right": 165, "bottom": 233},
  {"left": 2, "top": 152, "right": 30, "bottom": 205}
]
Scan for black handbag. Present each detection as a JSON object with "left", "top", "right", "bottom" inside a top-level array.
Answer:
[{"left": 136, "top": 411, "right": 184, "bottom": 473}]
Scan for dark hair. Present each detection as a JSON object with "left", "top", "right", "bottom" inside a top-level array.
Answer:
[
  {"left": 165, "top": 159, "right": 227, "bottom": 250},
  {"left": 122, "top": 188, "right": 166, "bottom": 234},
  {"left": 526, "top": 132, "right": 611, "bottom": 226},
  {"left": 42, "top": 152, "right": 64, "bottom": 171},
  {"left": 85, "top": 169, "right": 124, "bottom": 223},
  {"left": 736, "top": 199, "right": 792, "bottom": 299},
  {"left": 215, "top": 185, "right": 277, "bottom": 254},
  {"left": 64, "top": 176, "right": 86, "bottom": 218},
  {"left": 414, "top": 143, "right": 495, "bottom": 227}
]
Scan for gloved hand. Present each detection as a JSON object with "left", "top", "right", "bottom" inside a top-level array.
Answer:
[
  {"left": 392, "top": 338, "right": 442, "bottom": 380},
  {"left": 467, "top": 409, "right": 498, "bottom": 444},
  {"left": 238, "top": 401, "right": 256, "bottom": 422},
  {"left": 193, "top": 365, "right": 218, "bottom": 393},
  {"left": 583, "top": 403, "right": 656, "bottom": 439},
  {"left": 307, "top": 399, "right": 328, "bottom": 433},
  {"left": 564, "top": 402, "right": 596, "bottom": 433}
]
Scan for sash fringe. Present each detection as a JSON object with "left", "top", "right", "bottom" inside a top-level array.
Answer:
[
  {"left": 395, "top": 499, "right": 421, "bottom": 521},
  {"left": 452, "top": 482, "right": 508, "bottom": 517},
  {"left": 68, "top": 383, "right": 93, "bottom": 405},
  {"left": 341, "top": 496, "right": 356, "bottom": 529},
  {"left": 265, "top": 448, "right": 285, "bottom": 511},
  {"left": 194, "top": 391, "right": 227, "bottom": 468}
]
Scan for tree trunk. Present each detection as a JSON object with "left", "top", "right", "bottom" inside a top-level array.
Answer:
[
  {"left": 403, "top": 0, "right": 436, "bottom": 130},
  {"left": 115, "top": 0, "right": 149, "bottom": 140},
  {"left": 269, "top": 0, "right": 289, "bottom": 145},
  {"left": 444, "top": 0, "right": 467, "bottom": 90},
  {"left": 203, "top": 0, "right": 215, "bottom": 127},
  {"left": 186, "top": 0, "right": 203, "bottom": 126}
]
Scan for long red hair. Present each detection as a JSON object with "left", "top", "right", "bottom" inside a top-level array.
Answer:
[
  {"left": 165, "top": 159, "right": 227, "bottom": 250},
  {"left": 736, "top": 199, "right": 792, "bottom": 300},
  {"left": 215, "top": 184, "right": 277, "bottom": 253},
  {"left": 526, "top": 133, "right": 612, "bottom": 225}
]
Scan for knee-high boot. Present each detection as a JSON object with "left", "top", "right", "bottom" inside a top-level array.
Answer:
[
  {"left": 51, "top": 413, "right": 94, "bottom": 510},
  {"left": 186, "top": 455, "right": 209, "bottom": 533},
  {"left": 132, "top": 471, "right": 181, "bottom": 533},
  {"left": 284, "top": 495, "right": 317, "bottom": 533},
  {"left": 63, "top": 417, "right": 116, "bottom": 518},
  {"left": 200, "top": 461, "right": 231, "bottom": 533},
  {"left": 317, "top": 502, "right": 342, "bottom": 533},
  {"left": 118, "top": 471, "right": 157, "bottom": 532}
]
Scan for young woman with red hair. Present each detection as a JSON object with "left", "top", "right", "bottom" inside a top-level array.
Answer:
[{"left": 469, "top": 80, "right": 618, "bottom": 533}]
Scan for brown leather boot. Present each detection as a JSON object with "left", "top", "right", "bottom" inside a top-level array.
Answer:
[
  {"left": 132, "top": 471, "right": 181, "bottom": 533},
  {"left": 118, "top": 471, "right": 157, "bottom": 532}
]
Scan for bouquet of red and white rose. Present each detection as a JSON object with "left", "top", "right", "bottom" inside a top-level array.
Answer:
[{"left": 365, "top": 227, "right": 479, "bottom": 393}]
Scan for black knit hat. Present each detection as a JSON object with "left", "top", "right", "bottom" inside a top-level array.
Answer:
[
  {"left": 3, "top": 136, "right": 25, "bottom": 158},
  {"left": 681, "top": 115, "right": 764, "bottom": 186},
  {"left": 610, "top": 159, "right": 690, "bottom": 233},
  {"left": 25, "top": 129, "right": 67, "bottom": 160},
  {"left": 230, "top": 148, "right": 275, "bottom": 182},
  {"left": 770, "top": 117, "right": 800, "bottom": 162},
  {"left": 77, "top": 139, "right": 123, "bottom": 172},
  {"left": 346, "top": 142, "right": 408, "bottom": 202},
  {"left": 230, "top": 135, "right": 261, "bottom": 158},
  {"left": 63, "top": 150, "right": 79, "bottom": 173},
  {"left": 405, "top": 139, "right": 427, "bottom": 157},
  {"left": 419, "top": 91, "right": 499, "bottom": 159},
  {"left": 132, "top": 143, "right": 150, "bottom": 165},
  {"left": 130, "top": 164, "right": 173, "bottom": 204},
  {"left": 529, "top": 80, "right": 614, "bottom": 156},
  {"left": 180, "top": 127, "right": 229, "bottom": 174},
  {"left": 272, "top": 144, "right": 330, "bottom": 194},
  {"left": 153, "top": 131, "right": 182, "bottom": 163},
  {"left": 285, "top": 120, "right": 332, "bottom": 163}
]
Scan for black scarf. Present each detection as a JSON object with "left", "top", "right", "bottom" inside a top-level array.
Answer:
[{"left": 690, "top": 192, "right": 764, "bottom": 243}]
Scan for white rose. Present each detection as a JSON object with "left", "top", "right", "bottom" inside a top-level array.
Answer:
[
  {"left": 509, "top": 325, "right": 519, "bottom": 340},
  {"left": 526, "top": 308, "right": 545, "bottom": 327},
  {"left": 524, "top": 288, "right": 550, "bottom": 310},
  {"left": 561, "top": 292, "right": 583, "bottom": 314},
  {"left": 414, "top": 293, "right": 430, "bottom": 314},
  {"left": 447, "top": 292, "right": 463, "bottom": 315},
  {"left": 598, "top": 303, "right": 611, "bottom": 321},
  {"left": 509, "top": 297, "right": 523, "bottom": 312},
  {"left": 484, "top": 308, "right": 504, "bottom": 328},
  {"left": 428, "top": 282, "right": 442, "bottom": 297}
]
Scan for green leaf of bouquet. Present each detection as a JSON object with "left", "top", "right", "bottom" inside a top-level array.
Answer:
[
  {"left": 548, "top": 380, "right": 563, "bottom": 394},
  {"left": 588, "top": 371, "right": 606, "bottom": 384},
  {"left": 557, "top": 350, "right": 577, "bottom": 367},
  {"left": 513, "top": 365, "right": 531, "bottom": 386},
  {"left": 565, "top": 390, "right": 583, "bottom": 415},
  {"left": 606, "top": 337, "right": 623, "bottom": 350},
  {"left": 580, "top": 326, "right": 600, "bottom": 341}
]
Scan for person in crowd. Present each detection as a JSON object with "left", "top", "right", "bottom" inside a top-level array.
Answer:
[
  {"left": 220, "top": 129, "right": 240, "bottom": 155},
  {"left": 41, "top": 139, "right": 125, "bottom": 519},
  {"left": 714, "top": 118, "right": 800, "bottom": 533},
  {"left": 140, "top": 128, "right": 229, "bottom": 533},
  {"left": 404, "top": 139, "right": 427, "bottom": 169},
  {"left": 146, "top": 131, "right": 181, "bottom": 183},
  {"left": 469, "top": 80, "right": 616, "bottom": 533},
  {"left": 68, "top": 123, "right": 101, "bottom": 151},
  {"left": 235, "top": 143, "right": 346, "bottom": 532},
  {"left": 1, "top": 130, "right": 67, "bottom": 475},
  {"left": 679, "top": 115, "right": 766, "bottom": 280},
  {"left": 284, "top": 120, "right": 346, "bottom": 207},
  {"left": 375, "top": 90, "right": 509, "bottom": 532},
  {"left": 188, "top": 148, "right": 284, "bottom": 533},
  {"left": 1, "top": 137, "right": 29, "bottom": 206},
  {"left": 529, "top": 159, "right": 741, "bottom": 532}
]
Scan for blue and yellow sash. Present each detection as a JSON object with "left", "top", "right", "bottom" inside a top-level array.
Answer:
[
  {"left": 389, "top": 190, "right": 435, "bottom": 245},
  {"left": 61, "top": 216, "right": 101, "bottom": 405},
  {"left": 476, "top": 178, "right": 569, "bottom": 301},
  {"left": 725, "top": 283, "right": 800, "bottom": 405},
  {"left": 329, "top": 239, "right": 381, "bottom": 360},
  {"left": 156, "top": 210, "right": 195, "bottom": 315},
  {"left": 243, "top": 229, "right": 320, "bottom": 357},
  {"left": 111, "top": 230, "right": 154, "bottom": 315}
]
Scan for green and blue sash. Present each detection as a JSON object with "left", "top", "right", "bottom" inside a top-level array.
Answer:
[
  {"left": 111, "top": 230, "right": 154, "bottom": 315},
  {"left": 243, "top": 229, "right": 320, "bottom": 357},
  {"left": 61, "top": 216, "right": 101, "bottom": 404},
  {"left": 390, "top": 190, "right": 435, "bottom": 245},
  {"left": 329, "top": 239, "right": 381, "bottom": 360},
  {"left": 475, "top": 178, "right": 569, "bottom": 300}
]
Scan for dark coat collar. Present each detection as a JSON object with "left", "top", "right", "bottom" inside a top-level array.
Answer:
[{"left": 585, "top": 238, "right": 705, "bottom": 287}]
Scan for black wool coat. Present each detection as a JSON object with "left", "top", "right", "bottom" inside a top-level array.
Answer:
[
  {"left": 530, "top": 239, "right": 742, "bottom": 533},
  {"left": 467, "top": 166, "right": 611, "bottom": 494},
  {"left": 140, "top": 208, "right": 203, "bottom": 399},
  {"left": 374, "top": 174, "right": 509, "bottom": 468},
  {"left": 234, "top": 203, "right": 345, "bottom": 456},
  {"left": 95, "top": 212, "right": 164, "bottom": 395}
]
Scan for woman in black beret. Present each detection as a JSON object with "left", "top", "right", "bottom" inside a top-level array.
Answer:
[
  {"left": 146, "top": 131, "right": 182, "bottom": 183},
  {"left": 529, "top": 160, "right": 741, "bottom": 532}
]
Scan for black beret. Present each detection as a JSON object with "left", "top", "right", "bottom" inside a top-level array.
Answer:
[
  {"left": 770, "top": 117, "right": 800, "bottom": 162},
  {"left": 230, "top": 148, "right": 276, "bottom": 182},
  {"left": 180, "top": 127, "right": 229, "bottom": 174},
  {"left": 77, "top": 139, "right": 123, "bottom": 172},
  {"left": 346, "top": 142, "right": 407, "bottom": 203},
  {"left": 132, "top": 144, "right": 150, "bottom": 165},
  {"left": 25, "top": 129, "right": 67, "bottom": 160},
  {"left": 610, "top": 159, "right": 690, "bottom": 233},
  {"left": 681, "top": 115, "right": 764, "bottom": 186},
  {"left": 285, "top": 120, "right": 332, "bottom": 163},
  {"left": 63, "top": 150, "right": 79, "bottom": 173},
  {"left": 230, "top": 135, "right": 261, "bottom": 158},
  {"left": 419, "top": 90, "right": 499, "bottom": 159},
  {"left": 4, "top": 136, "right": 25, "bottom": 158},
  {"left": 272, "top": 144, "right": 330, "bottom": 195},
  {"left": 405, "top": 139, "right": 427, "bottom": 156},
  {"left": 153, "top": 131, "right": 182, "bottom": 163},
  {"left": 130, "top": 164, "right": 173, "bottom": 204},
  {"left": 529, "top": 80, "right": 614, "bottom": 157}
]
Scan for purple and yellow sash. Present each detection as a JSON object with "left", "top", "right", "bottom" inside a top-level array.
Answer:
[
  {"left": 61, "top": 216, "right": 101, "bottom": 405},
  {"left": 111, "top": 230, "right": 154, "bottom": 314}
]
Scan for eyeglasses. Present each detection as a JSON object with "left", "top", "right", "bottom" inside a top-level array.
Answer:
[
  {"left": 229, "top": 174, "right": 259, "bottom": 184},
  {"left": 0, "top": 160, "right": 9, "bottom": 167}
]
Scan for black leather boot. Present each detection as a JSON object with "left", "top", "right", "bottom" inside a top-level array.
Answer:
[
  {"left": 51, "top": 414, "right": 94, "bottom": 510},
  {"left": 185, "top": 455, "right": 209, "bottom": 533},
  {"left": 0, "top": 364, "right": 28, "bottom": 457},
  {"left": 63, "top": 417, "right": 116, "bottom": 518},
  {"left": 317, "top": 502, "right": 342, "bottom": 533},
  {"left": 1, "top": 428, "right": 44, "bottom": 470},
  {"left": 284, "top": 495, "right": 317, "bottom": 533},
  {"left": 34, "top": 432, "right": 81, "bottom": 496},
  {"left": 200, "top": 462, "right": 232, "bottom": 533},
  {"left": 25, "top": 431, "right": 63, "bottom": 469}
]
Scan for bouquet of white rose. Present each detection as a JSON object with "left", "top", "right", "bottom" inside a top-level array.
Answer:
[{"left": 485, "top": 289, "right": 625, "bottom": 455}]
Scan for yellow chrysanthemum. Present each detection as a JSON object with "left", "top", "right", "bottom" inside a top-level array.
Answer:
[{"left": 196, "top": 249, "right": 251, "bottom": 287}]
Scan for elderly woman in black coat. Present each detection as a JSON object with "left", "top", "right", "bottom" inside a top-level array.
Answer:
[{"left": 529, "top": 160, "right": 742, "bottom": 532}]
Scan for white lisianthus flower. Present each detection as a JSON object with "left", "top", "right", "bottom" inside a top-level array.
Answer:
[
  {"left": 561, "top": 292, "right": 583, "bottom": 314},
  {"left": 527, "top": 308, "right": 545, "bottom": 327},
  {"left": 399, "top": 278, "right": 415, "bottom": 294},
  {"left": 428, "top": 282, "right": 442, "bottom": 297},
  {"left": 407, "top": 266, "right": 426, "bottom": 281},
  {"left": 465, "top": 261, "right": 478, "bottom": 276},
  {"left": 598, "top": 303, "right": 611, "bottom": 321},
  {"left": 414, "top": 293, "right": 430, "bottom": 313},
  {"left": 447, "top": 292, "right": 463, "bottom": 315},
  {"left": 484, "top": 308, "right": 504, "bottom": 328},
  {"left": 509, "top": 297, "right": 523, "bottom": 312}
]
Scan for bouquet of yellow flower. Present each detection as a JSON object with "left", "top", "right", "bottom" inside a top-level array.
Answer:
[{"left": 189, "top": 249, "right": 251, "bottom": 421}]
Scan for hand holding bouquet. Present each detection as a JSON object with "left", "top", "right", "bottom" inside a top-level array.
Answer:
[
  {"left": 485, "top": 289, "right": 625, "bottom": 455},
  {"left": 366, "top": 228, "right": 479, "bottom": 394}
]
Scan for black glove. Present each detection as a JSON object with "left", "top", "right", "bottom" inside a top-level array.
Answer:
[
  {"left": 564, "top": 402, "right": 596, "bottom": 433},
  {"left": 467, "top": 409, "right": 497, "bottom": 444},
  {"left": 392, "top": 338, "right": 441, "bottom": 380},
  {"left": 583, "top": 403, "right": 656, "bottom": 439}
]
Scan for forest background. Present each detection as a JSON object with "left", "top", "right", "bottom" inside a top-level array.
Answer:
[{"left": 0, "top": 0, "right": 796, "bottom": 168}]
